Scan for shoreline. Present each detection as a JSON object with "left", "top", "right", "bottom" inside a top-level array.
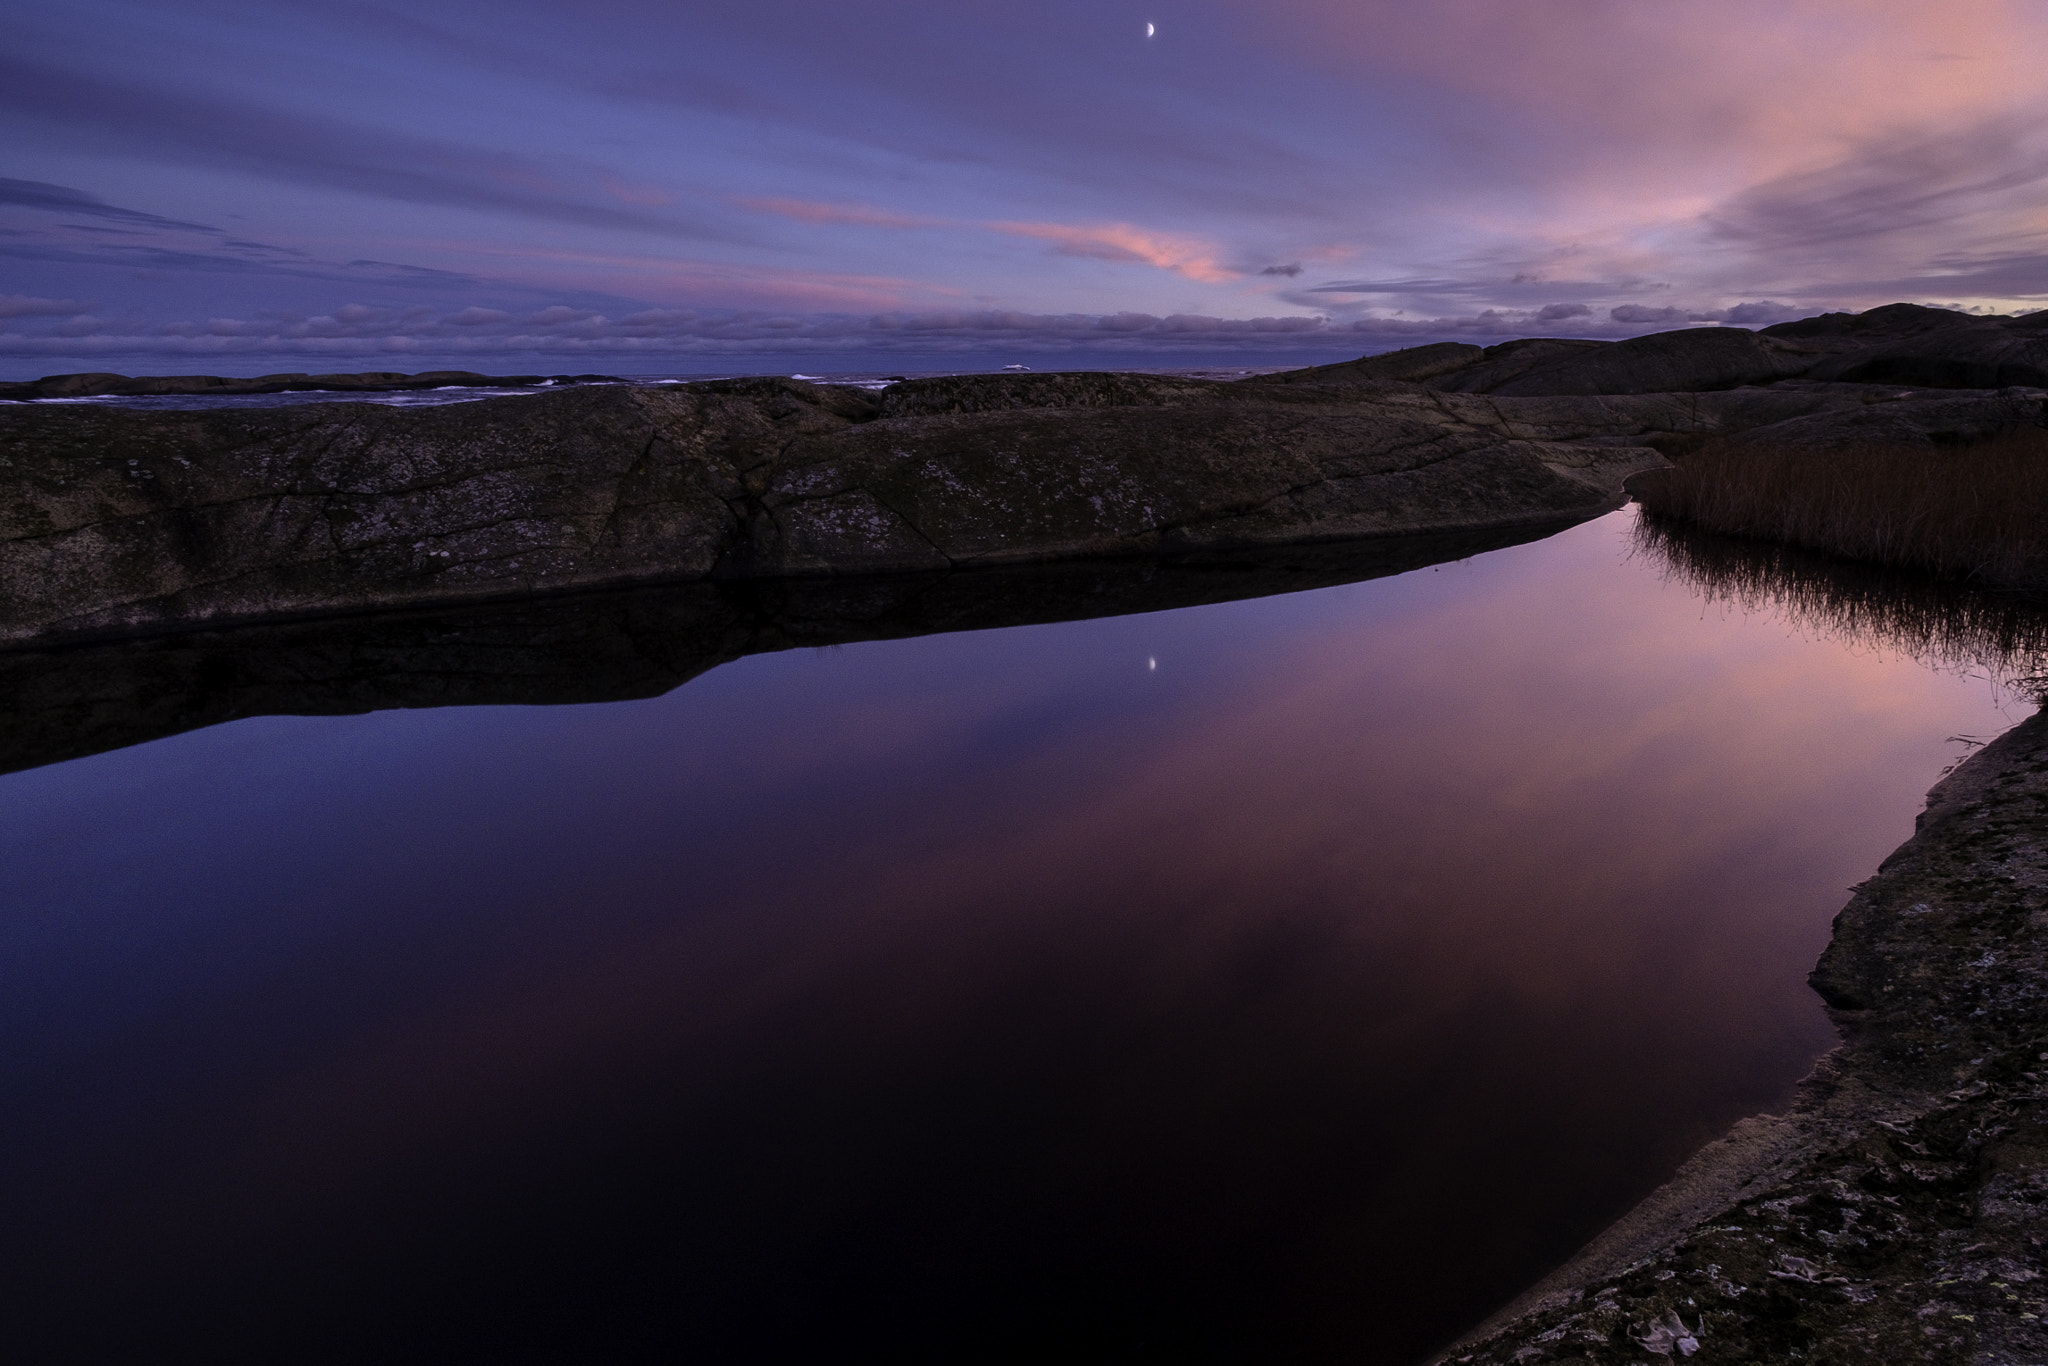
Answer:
[
  {"left": 0, "top": 520, "right": 1582, "bottom": 777},
  {"left": 1434, "top": 704, "right": 2048, "bottom": 1363}
]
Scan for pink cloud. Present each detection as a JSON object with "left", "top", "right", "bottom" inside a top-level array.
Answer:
[
  {"left": 736, "top": 198, "right": 1243, "bottom": 285},
  {"left": 1284, "top": 0, "right": 2048, "bottom": 165},
  {"left": 984, "top": 220, "right": 1239, "bottom": 283},
  {"left": 1244, "top": 0, "right": 2048, "bottom": 309}
]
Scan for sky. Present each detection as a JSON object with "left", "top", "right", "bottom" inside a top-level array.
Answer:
[{"left": 6, "top": 0, "right": 2048, "bottom": 373}]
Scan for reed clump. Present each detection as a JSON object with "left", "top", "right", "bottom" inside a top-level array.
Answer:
[{"left": 1630, "top": 427, "right": 2048, "bottom": 588}]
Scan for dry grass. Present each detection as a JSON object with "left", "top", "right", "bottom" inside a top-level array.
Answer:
[
  {"left": 1631, "top": 513, "right": 2048, "bottom": 700},
  {"left": 1629, "top": 428, "right": 2048, "bottom": 588}
]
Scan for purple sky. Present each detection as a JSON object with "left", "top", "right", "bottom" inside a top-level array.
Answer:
[{"left": 6, "top": 0, "right": 2048, "bottom": 371}]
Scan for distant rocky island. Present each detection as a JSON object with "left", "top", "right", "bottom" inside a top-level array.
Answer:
[
  {"left": 6, "top": 301, "right": 2048, "bottom": 1362},
  {"left": 0, "top": 368, "right": 624, "bottom": 401}
]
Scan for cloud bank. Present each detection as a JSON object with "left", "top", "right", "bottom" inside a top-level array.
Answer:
[{"left": 0, "top": 299, "right": 1836, "bottom": 365}]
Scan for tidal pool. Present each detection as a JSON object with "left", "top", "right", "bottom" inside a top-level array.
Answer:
[{"left": 0, "top": 509, "right": 2031, "bottom": 1363}]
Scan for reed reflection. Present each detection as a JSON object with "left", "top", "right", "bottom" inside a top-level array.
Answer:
[{"left": 1633, "top": 512, "right": 2048, "bottom": 703}]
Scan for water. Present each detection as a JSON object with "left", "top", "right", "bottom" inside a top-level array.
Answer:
[
  {"left": 0, "top": 511, "right": 2034, "bottom": 1363},
  {"left": 0, "top": 365, "right": 1288, "bottom": 411}
]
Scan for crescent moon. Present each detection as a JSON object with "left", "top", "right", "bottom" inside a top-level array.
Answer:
[{"left": 1146, "top": 22, "right": 1155, "bottom": 37}]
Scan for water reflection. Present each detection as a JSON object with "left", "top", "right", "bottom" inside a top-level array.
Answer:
[
  {"left": 0, "top": 511, "right": 2029, "bottom": 1364},
  {"left": 1633, "top": 512, "right": 2048, "bottom": 700},
  {"left": 0, "top": 523, "right": 1565, "bottom": 778}
]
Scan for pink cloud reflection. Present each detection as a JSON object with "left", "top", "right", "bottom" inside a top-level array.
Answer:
[{"left": 152, "top": 518, "right": 2013, "bottom": 1276}]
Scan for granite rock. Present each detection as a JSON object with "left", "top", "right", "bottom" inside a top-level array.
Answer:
[{"left": 0, "top": 375, "right": 1669, "bottom": 646}]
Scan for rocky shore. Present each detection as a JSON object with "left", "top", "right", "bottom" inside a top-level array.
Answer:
[
  {"left": 1434, "top": 702, "right": 2048, "bottom": 1364},
  {"left": 3, "top": 303, "right": 2044, "bottom": 652},
  {"left": 1, "top": 370, "right": 1674, "bottom": 647},
  {"left": 1429, "top": 507, "right": 2048, "bottom": 1364}
]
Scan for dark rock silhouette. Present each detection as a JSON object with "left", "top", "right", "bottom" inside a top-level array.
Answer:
[
  {"left": 1800, "top": 316, "right": 2048, "bottom": 389},
  {"left": 1248, "top": 340, "right": 1488, "bottom": 387},
  {"left": 1689, "top": 388, "right": 2048, "bottom": 456},
  {"left": 1761, "top": 300, "right": 1978, "bottom": 346},
  {"left": 1465, "top": 327, "right": 1816, "bottom": 395},
  {"left": 1326, "top": 302, "right": 2048, "bottom": 395}
]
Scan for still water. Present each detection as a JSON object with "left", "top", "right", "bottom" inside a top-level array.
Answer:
[{"left": 0, "top": 510, "right": 2032, "bottom": 1363}]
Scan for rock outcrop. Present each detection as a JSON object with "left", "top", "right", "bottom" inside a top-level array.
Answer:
[
  {"left": 1435, "top": 703, "right": 2048, "bottom": 1365},
  {"left": 1286, "top": 303, "right": 2048, "bottom": 398},
  {"left": 11, "top": 306, "right": 2048, "bottom": 651},
  {"left": 1774, "top": 304, "right": 2048, "bottom": 390},
  {"left": 1457, "top": 328, "right": 1817, "bottom": 396},
  {"left": 1693, "top": 389, "right": 2048, "bottom": 458},
  {"left": 0, "top": 373, "right": 1673, "bottom": 647}
]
